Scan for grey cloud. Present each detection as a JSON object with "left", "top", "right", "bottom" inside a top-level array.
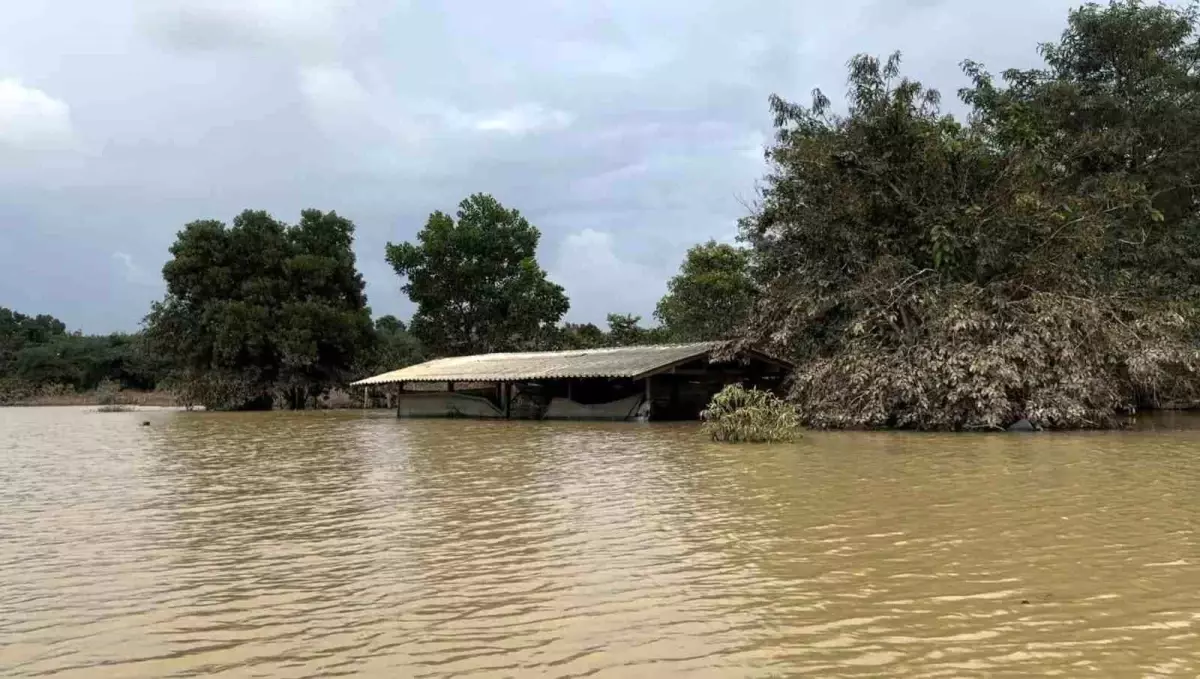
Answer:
[
  {"left": 0, "top": 0, "right": 1123, "bottom": 333},
  {"left": 137, "top": 0, "right": 353, "bottom": 56}
]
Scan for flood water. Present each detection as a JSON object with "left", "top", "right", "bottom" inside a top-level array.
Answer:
[{"left": 2, "top": 407, "right": 1200, "bottom": 677}]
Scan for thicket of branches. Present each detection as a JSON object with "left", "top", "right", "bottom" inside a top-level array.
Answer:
[{"left": 738, "top": 1, "right": 1200, "bottom": 429}]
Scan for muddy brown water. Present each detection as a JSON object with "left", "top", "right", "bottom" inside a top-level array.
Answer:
[{"left": 2, "top": 407, "right": 1199, "bottom": 677}]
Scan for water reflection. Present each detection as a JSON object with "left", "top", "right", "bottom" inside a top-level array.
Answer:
[{"left": 2, "top": 408, "right": 1200, "bottom": 677}]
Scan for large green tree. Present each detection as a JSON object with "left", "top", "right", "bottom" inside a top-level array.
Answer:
[
  {"left": 386, "top": 194, "right": 569, "bottom": 356},
  {"left": 739, "top": 1, "right": 1200, "bottom": 430},
  {"left": 655, "top": 241, "right": 755, "bottom": 341},
  {"left": 145, "top": 209, "right": 374, "bottom": 410},
  {"left": 960, "top": 0, "right": 1200, "bottom": 298}
]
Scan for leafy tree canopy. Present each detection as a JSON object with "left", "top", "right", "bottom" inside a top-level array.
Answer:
[
  {"left": 655, "top": 241, "right": 755, "bottom": 341},
  {"left": 739, "top": 0, "right": 1200, "bottom": 430},
  {"left": 146, "top": 209, "right": 374, "bottom": 410},
  {"left": 1, "top": 307, "right": 68, "bottom": 372},
  {"left": 356, "top": 315, "right": 424, "bottom": 377},
  {"left": 547, "top": 315, "right": 672, "bottom": 350},
  {"left": 386, "top": 194, "right": 569, "bottom": 356},
  {"left": 605, "top": 313, "right": 670, "bottom": 347},
  {"left": 556, "top": 322, "right": 609, "bottom": 350}
]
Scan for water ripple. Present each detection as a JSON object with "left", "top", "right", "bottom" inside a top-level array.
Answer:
[{"left": 2, "top": 409, "right": 1200, "bottom": 676}]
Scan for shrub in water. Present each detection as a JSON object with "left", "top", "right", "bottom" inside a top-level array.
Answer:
[
  {"left": 701, "top": 384, "right": 800, "bottom": 443},
  {"left": 95, "top": 379, "right": 133, "bottom": 412}
]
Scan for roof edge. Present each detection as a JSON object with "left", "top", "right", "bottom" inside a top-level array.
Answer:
[{"left": 349, "top": 341, "right": 789, "bottom": 387}]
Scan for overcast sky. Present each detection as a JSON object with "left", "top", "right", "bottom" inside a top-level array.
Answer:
[{"left": 0, "top": 0, "right": 1103, "bottom": 333}]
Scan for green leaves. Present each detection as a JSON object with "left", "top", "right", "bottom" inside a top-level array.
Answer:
[
  {"left": 701, "top": 385, "right": 800, "bottom": 443},
  {"left": 147, "top": 209, "right": 373, "bottom": 410},
  {"left": 605, "top": 313, "right": 670, "bottom": 346},
  {"left": 740, "top": 1, "right": 1200, "bottom": 430},
  {"left": 655, "top": 241, "right": 756, "bottom": 341},
  {"left": 0, "top": 319, "right": 162, "bottom": 397},
  {"left": 386, "top": 193, "right": 568, "bottom": 356}
]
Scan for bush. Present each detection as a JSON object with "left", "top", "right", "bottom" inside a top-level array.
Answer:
[
  {"left": 0, "top": 378, "right": 33, "bottom": 405},
  {"left": 96, "top": 379, "right": 119, "bottom": 406},
  {"left": 95, "top": 380, "right": 133, "bottom": 412},
  {"left": 812, "top": 287, "right": 1198, "bottom": 429},
  {"left": 701, "top": 384, "right": 801, "bottom": 443}
]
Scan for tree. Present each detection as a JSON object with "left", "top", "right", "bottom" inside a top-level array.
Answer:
[
  {"left": 386, "top": 194, "right": 569, "bottom": 356},
  {"left": 358, "top": 315, "right": 424, "bottom": 376},
  {"left": 548, "top": 315, "right": 673, "bottom": 350},
  {"left": 2, "top": 330, "right": 166, "bottom": 394},
  {"left": 145, "top": 209, "right": 374, "bottom": 410},
  {"left": 738, "top": 1, "right": 1200, "bottom": 430},
  {"left": 655, "top": 241, "right": 755, "bottom": 341},
  {"left": 0, "top": 307, "right": 67, "bottom": 374},
  {"left": 605, "top": 313, "right": 670, "bottom": 346},
  {"left": 556, "top": 322, "right": 608, "bottom": 350},
  {"left": 0, "top": 308, "right": 168, "bottom": 399},
  {"left": 960, "top": 0, "right": 1200, "bottom": 299}
]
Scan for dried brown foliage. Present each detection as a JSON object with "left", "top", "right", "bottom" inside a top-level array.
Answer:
[{"left": 739, "top": 2, "right": 1200, "bottom": 429}]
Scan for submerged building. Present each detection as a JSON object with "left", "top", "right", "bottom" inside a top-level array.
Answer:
[{"left": 352, "top": 342, "right": 791, "bottom": 421}]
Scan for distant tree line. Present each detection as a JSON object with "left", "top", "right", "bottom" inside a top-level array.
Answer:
[
  {"left": 2, "top": 197, "right": 745, "bottom": 409},
  {"left": 0, "top": 308, "right": 166, "bottom": 403}
]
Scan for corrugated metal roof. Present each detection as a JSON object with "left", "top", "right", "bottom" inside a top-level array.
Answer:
[{"left": 352, "top": 342, "right": 728, "bottom": 385}]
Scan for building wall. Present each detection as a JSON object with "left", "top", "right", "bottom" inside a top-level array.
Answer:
[
  {"left": 543, "top": 394, "right": 645, "bottom": 421},
  {"left": 397, "top": 393, "right": 504, "bottom": 419}
]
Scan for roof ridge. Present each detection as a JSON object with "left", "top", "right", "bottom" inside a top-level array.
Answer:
[
  {"left": 351, "top": 341, "right": 741, "bottom": 386},
  {"left": 431, "top": 340, "right": 719, "bottom": 359}
]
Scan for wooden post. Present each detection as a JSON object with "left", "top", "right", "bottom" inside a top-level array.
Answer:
[
  {"left": 500, "top": 382, "right": 510, "bottom": 418},
  {"left": 567, "top": 380, "right": 573, "bottom": 402},
  {"left": 447, "top": 381, "right": 455, "bottom": 393},
  {"left": 644, "top": 376, "right": 653, "bottom": 420}
]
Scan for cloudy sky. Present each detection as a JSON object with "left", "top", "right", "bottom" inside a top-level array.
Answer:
[{"left": 1, "top": 0, "right": 1098, "bottom": 333}]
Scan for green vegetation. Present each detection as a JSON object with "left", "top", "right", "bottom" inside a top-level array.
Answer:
[
  {"left": 359, "top": 315, "right": 424, "bottom": 376},
  {"left": 701, "top": 384, "right": 801, "bottom": 443},
  {"left": 555, "top": 314, "right": 671, "bottom": 349},
  {"left": 0, "top": 308, "right": 165, "bottom": 405},
  {"left": 602, "top": 313, "right": 671, "bottom": 347},
  {"left": 386, "top": 194, "right": 569, "bottom": 356},
  {"left": 737, "top": 0, "right": 1200, "bottom": 430},
  {"left": 553, "top": 243, "right": 755, "bottom": 349},
  {"left": 655, "top": 241, "right": 755, "bottom": 342},
  {"left": 381, "top": 193, "right": 718, "bottom": 356},
  {"left": 144, "top": 209, "right": 375, "bottom": 411},
  {"left": 10, "top": 2, "right": 1199, "bottom": 428},
  {"left": 556, "top": 322, "right": 610, "bottom": 350},
  {"left": 96, "top": 383, "right": 134, "bottom": 412}
]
